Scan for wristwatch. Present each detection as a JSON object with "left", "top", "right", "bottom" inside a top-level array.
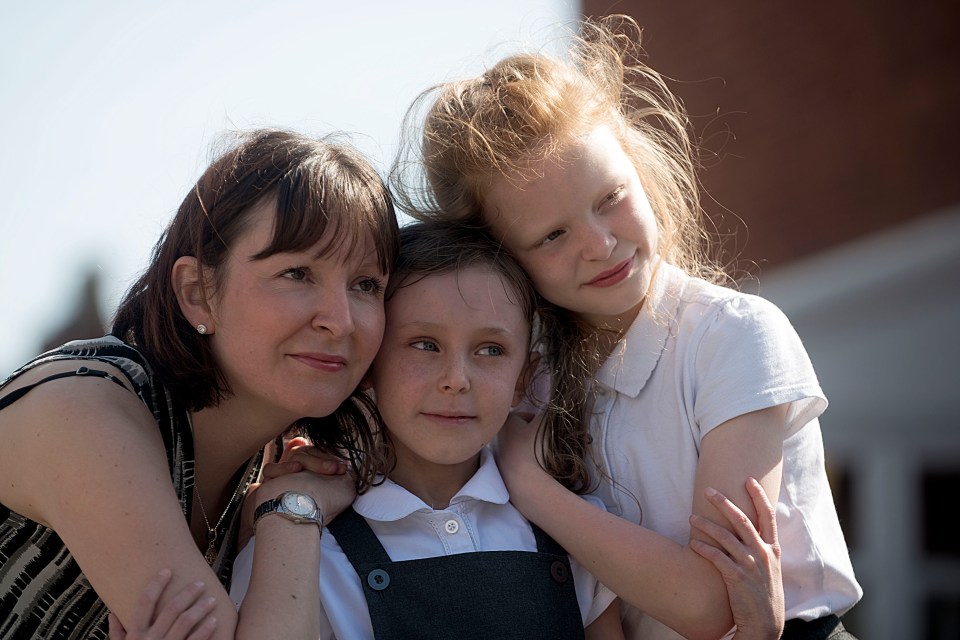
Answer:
[{"left": 253, "top": 491, "right": 323, "bottom": 532}]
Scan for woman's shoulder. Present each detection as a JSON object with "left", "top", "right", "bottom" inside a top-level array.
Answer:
[{"left": 1, "top": 335, "right": 157, "bottom": 399}]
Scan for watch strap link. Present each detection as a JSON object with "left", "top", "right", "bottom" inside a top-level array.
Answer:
[{"left": 254, "top": 497, "right": 282, "bottom": 523}]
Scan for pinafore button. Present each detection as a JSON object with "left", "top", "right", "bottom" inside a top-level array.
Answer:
[
  {"left": 367, "top": 569, "right": 390, "bottom": 591},
  {"left": 550, "top": 560, "right": 569, "bottom": 583}
]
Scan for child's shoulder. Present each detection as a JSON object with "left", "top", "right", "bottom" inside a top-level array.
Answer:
[
  {"left": 675, "top": 267, "right": 784, "bottom": 313},
  {"left": 666, "top": 266, "right": 796, "bottom": 335}
]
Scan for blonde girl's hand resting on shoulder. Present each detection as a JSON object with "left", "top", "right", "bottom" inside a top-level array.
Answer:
[
  {"left": 237, "top": 436, "right": 351, "bottom": 549},
  {"left": 690, "top": 478, "right": 784, "bottom": 640}
]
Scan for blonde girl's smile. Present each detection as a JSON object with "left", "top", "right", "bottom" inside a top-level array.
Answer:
[{"left": 585, "top": 255, "right": 636, "bottom": 288}]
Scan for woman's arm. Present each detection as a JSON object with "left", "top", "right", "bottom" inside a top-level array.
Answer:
[
  {"left": 496, "top": 405, "right": 787, "bottom": 640},
  {"left": 0, "top": 363, "right": 350, "bottom": 640}
]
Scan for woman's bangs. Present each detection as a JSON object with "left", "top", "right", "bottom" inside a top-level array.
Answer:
[{"left": 262, "top": 165, "right": 397, "bottom": 272}]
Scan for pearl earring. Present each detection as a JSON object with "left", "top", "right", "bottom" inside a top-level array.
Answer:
[{"left": 196, "top": 324, "right": 208, "bottom": 335}]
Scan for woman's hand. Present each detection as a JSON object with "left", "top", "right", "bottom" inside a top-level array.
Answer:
[
  {"left": 108, "top": 570, "right": 217, "bottom": 640},
  {"left": 689, "top": 478, "right": 784, "bottom": 640}
]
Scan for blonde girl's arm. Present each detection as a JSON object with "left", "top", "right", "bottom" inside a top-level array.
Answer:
[
  {"left": 497, "top": 405, "right": 787, "bottom": 640},
  {"left": 0, "top": 362, "right": 343, "bottom": 640},
  {"left": 690, "top": 478, "right": 785, "bottom": 640}
]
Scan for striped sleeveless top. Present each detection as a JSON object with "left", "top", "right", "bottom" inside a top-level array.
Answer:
[{"left": 0, "top": 336, "right": 263, "bottom": 639}]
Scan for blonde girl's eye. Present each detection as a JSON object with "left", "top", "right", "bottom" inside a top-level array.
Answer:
[
  {"left": 602, "top": 186, "right": 626, "bottom": 208},
  {"left": 539, "top": 229, "right": 565, "bottom": 246},
  {"left": 411, "top": 340, "right": 440, "bottom": 353}
]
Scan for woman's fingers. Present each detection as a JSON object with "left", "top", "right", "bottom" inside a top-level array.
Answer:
[
  {"left": 148, "top": 580, "right": 207, "bottom": 635},
  {"left": 108, "top": 611, "right": 127, "bottom": 640},
  {"left": 109, "top": 571, "right": 218, "bottom": 640},
  {"left": 132, "top": 568, "right": 173, "bottom": 630}
]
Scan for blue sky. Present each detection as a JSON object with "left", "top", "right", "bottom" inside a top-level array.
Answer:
[{"left": 0, "top": 0, "right": 579, "bottom": 374}]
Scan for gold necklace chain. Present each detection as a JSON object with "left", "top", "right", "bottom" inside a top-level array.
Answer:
[{"left": 194, "top": 488, "right": 224, "bottom": 565}]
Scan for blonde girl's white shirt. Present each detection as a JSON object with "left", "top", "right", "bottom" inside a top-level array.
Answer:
[
  {"left": 230, "top": 448, "right": 616, "bottom": 639},
  {"left": 588, "top": 263, "right": 862, "bottom": 640}
]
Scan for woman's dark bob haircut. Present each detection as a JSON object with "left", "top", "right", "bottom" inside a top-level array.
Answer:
[{"left": 112, "top": 129, "right": 400, "bottom": 411}]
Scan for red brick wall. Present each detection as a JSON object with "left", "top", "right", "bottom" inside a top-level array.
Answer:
[{"left": 582, "top": 1, "right": 960, "bottom": 269}]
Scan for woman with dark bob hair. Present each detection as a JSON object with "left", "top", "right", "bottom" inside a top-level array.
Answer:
[{"left": 0, "top": 129, "right": 400, "bottom": 639}]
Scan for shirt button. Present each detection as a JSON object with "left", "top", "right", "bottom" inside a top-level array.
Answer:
[{"left": 444, "top": 519, "right": 460, "bottom": 534}]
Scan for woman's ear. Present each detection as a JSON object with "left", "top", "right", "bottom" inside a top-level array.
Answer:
[{"left": 172, "top": 256, "right": 214, "bottom": 333}]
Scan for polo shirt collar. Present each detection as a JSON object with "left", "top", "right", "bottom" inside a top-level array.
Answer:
[
  {"left": 594, "top": 262, "right": 684, "bottom": 398},
  {"left": 353, "top": 447, "right": 509, "bottom": 522}
]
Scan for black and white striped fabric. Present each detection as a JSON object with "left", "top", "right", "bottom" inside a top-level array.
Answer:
[{"left": 0, "top": 336, "right": 260, "bottom": 639}]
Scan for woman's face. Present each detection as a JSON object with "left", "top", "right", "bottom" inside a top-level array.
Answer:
[{"left": 206, "top": 201, "right": 387, "bottom": 423}]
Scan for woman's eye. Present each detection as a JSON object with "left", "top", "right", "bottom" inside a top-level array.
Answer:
[
  {"left": 478, "top": 345, "right": 504, "bottom": 357},
  {"left": 282, "top": 267, "right": 309, "bottom": 281},
  {"left": 411, "top": 340, "right": 439, "bottom": 352},
  {"left": 354, "top": 277, "right": 385, "bottom": 295}
]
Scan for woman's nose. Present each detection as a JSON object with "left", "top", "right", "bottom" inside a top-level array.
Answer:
[{"left": 312, "top": 288, "right": 355, "bottom": 337}]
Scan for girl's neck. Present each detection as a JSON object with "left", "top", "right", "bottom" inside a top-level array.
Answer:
[
  {"left": 578, "top": 302, "right": 643, "bottom": 364},
  {"left": 387, "top": 454, "right": 481, "bottom": 510}
]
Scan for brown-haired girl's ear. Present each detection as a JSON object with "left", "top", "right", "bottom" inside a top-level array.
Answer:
[
  {"left": 171, "top": 255, "right": 214, "bottom": 334},
  {"left": 280, "top": 436, "right": 311, "bottom": 463},
  {"left": 512, "top": 351, "right": 542, "bottom": 409}
]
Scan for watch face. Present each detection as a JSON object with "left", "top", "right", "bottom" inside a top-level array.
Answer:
[{"left": 282, "top": 492, "right": 316, "bottom": 517}]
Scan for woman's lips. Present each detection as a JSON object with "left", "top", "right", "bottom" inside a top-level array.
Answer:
[{"left": 291, "top": 353, "right": 347, "bottom": 373}]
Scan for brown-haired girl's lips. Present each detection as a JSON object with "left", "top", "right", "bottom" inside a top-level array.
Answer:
[{"left": 423, "top": 412, "right": 475, "bottom": 425}]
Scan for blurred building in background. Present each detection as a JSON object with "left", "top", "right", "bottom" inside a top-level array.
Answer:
[
  {"left": 39, "top": 268, "right": 106, "bottom": 357},
  {"left": 579, "top": 1, "right": 960, "bottom": 638}
]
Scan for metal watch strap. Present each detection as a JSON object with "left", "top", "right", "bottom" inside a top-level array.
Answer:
[{"left": 254, "top": 497, "right": 282, "bottom": 523}]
